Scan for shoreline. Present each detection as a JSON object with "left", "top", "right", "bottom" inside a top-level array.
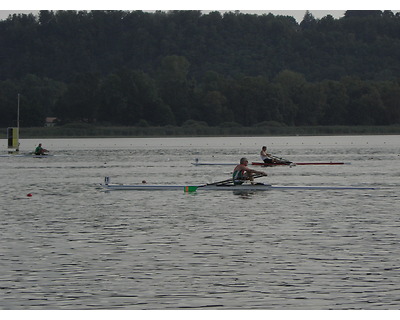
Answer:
[{"left": 1, "top": 125, "right": 400, "bottom": 139}]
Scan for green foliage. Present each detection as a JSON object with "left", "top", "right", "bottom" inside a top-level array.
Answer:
[
  {"left": 254, "top": 121, "right": 286, "bottom": 127},
  {"left": 182, "top": 120, "right": 208, "bottom": 127},
  {"left": 0, "top": 10, "right": 400, "bottom": 129},
  {"left": 0, "top": 75, "right": 65, "bottom": 127}
]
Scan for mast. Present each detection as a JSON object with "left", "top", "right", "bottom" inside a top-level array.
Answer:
[
  {"left": 16, "top": 93, "right": 20, "bottom": 151},
  {"left": 17, "top": 93, "right": 20, "bottom": 129},
  {"left": 7, "top": 94, "right": 20, "bottom": 153}
]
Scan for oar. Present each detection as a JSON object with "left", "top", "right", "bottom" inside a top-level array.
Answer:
[
  {"left": 184, "top": 177, "right": 234, "bottom": 192},
  {"left": 207, "top": 177, "right": 235, "bottom": 186},
  {"left": 271, "top": 154, "right": 292, "bottom": 164},
  {"left": 184, "top": 173, "right": 266, "bottom": 192}
]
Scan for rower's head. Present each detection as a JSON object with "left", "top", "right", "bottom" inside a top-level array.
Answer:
[
  {"left": 38, "top": 143, "right": 42, "bottom": 146},
  {"left": 240, "top": 157, "right": 248, "bottom": 164},
  {"left": 262, "top": 146, "right": 267, "bottom": 151}
]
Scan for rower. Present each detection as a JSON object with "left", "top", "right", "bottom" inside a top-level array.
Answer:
[
  {"left": 34, "top": 143, "right": 48, "bottom": 155},
  {"left": 260, "top": 146, "right": 274, "bottom": 163},
  {"left": 260, "top": 146, "right": 292, "bottom": 165},
  {"left": 233, "top": 157, "right": 267, "bottom": 185}
]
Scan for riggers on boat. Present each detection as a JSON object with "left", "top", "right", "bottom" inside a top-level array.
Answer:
[{"left": 100, "top": 177, "right": 376, "bottom": 192}]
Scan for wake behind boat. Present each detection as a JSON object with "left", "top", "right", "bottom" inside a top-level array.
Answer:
[{"left": 0, "top": 152, "right": 54, "bottom": 158}]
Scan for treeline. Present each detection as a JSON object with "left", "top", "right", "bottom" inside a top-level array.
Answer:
[{"left": 0, "top": 10, "right": 400, "bottom": 128}]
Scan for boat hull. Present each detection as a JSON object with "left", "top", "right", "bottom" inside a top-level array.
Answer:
[
  {"left": 251, "top": 162, "right": 346, "bottom": 166},
  {"left": 192, "top": 161, "right": 347, "bottom": 166},
  {"left": 100, "top": 183, "right": 375, "bottom": 191},
  {"left": 100, "top": 184, "right": 274, "bottom": 191}
]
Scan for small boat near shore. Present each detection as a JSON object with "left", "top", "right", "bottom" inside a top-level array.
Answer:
[{"left": 3, "top": 94, "right": 54, "bottom": 158}]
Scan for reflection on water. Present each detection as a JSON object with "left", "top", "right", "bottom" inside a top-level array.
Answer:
[{"left": 0, "top": 135, "right": 399, "bottom": 309}]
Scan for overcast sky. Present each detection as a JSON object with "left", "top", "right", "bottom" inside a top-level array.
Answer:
[{"left": 0, "top": 0, "right": 397, "bottom": 22}]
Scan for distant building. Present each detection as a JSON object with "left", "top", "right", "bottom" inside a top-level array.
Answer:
[{"left": 45, "top": 117, "right": 58, "bottom": 127}]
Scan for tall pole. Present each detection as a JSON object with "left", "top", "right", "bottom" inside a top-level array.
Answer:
[
  {"left": 17, "top": 93, "right": 20, "bottom": 129},
  {"left": 16, "top": 93, "right": 20, "bottom": 152}
]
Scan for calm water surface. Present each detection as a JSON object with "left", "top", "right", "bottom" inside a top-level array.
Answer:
[{"left": 0, "top": 135, "right": 399, "bottom": 309}]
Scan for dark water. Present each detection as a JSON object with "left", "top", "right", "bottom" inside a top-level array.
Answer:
[{"left": 1, "top": 135, "right": 399, "bottom": 309}]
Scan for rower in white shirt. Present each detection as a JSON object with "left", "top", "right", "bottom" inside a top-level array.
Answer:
[{"left": 260, "top": 146, "right": 274, "bottom": 163}]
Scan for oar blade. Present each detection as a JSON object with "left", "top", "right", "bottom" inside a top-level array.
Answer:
[{"left": 184, "top": 186, "right": 199, "bottom": 192}]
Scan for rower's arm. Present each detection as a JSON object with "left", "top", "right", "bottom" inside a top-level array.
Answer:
[{"left": 246, "top": 167, "right": 267, "bottom": 176}]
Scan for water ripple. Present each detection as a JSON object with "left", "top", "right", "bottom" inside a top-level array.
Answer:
[{"left": 1, "top": 136, "right": 400, "bottom": 309}]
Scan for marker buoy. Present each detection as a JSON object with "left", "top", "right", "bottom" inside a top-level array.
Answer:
[{"left": 27, "top": 193, "right": 32, "bottom": 197}]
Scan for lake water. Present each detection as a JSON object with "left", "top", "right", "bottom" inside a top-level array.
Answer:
[{"left": 0, "top": 135, "right": 399, "bottom": 309}]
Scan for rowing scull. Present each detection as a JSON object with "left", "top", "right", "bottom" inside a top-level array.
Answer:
[
  {"left": 251, "top": 161, "right": 348, "bottom": 166},
  {"left": 100, "top": 178, "right": 375, "bottom": 192},
  {"left": 191, "top": 161, "right": 348, "bottom": 166}
]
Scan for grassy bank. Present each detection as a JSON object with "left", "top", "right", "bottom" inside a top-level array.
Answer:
[{"left": 1, "top": 124, "right": 400, "bottom": 139}]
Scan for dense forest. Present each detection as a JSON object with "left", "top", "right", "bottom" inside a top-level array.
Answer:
[{"left": 1, "top": 10, "right": 400, "bottom": 128}]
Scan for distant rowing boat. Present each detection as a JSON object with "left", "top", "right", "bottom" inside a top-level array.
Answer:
[
  {"left": 100, "top": 177, "right": 375, "bottom": 192},
  {"left": 192, "top": 161, "right": 348, "bottom": 166},
  {"left": 251, "top": 161, "right": 348, "bottom": 166}
]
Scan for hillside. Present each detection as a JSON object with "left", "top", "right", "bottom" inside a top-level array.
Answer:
[{"left": 1, "top": 10, "right": 399, "bottom": 128}]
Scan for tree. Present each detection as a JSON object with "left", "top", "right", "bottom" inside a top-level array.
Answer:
[
  {"left": 3, "top": 10, "right": 400, "bottom": 128},
  {"left": 55, "top": 72, "right": 99, "bottom": 123},
  {"left": 320, "top": 80, "right": 349, "bottom": 125},
  {"left": 343, "top": 77, "right": 386, "bottom": 125},
  {"left": 18, "top": 74, "right": 66, "bottom": 126},
  {"left": 227, "top": 76, "right": 271, "bottom": 126},
  {"left": 295, "top": 83, "right": 326, "bottom": 125},
  {"left": 380, "top": 81, "right": 400, "bottom": 124},
  {"left": 201, "top": 90, "right": 232, "bottom": 125},
  {"left": 97, "top": 70, "right": 176, "bottom": 126},
  {"left": 300, "top": 11, "right": 317, "bottom": 30},
  {"left": 157, "top": 55, "right": 193, "bottom": 124},
  {"left": 97, "top": 73, "right": 128, "bottom": 124},
  {"left": 344, "top": 10, "right": 382, "bottom": 19},
  {"left": 0, "top": 80, "right": 19, "bottom": 127},
  {"left": 273, "top": 70, "right": 308, "bottom": 125}
]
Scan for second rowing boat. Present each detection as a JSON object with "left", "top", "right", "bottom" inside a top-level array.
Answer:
[
  {"left": 251, "top": 161, "right": 348, "bottom": 166},
  {"left": 191, "top": 160, "right": 349, "bottom": 166}
]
